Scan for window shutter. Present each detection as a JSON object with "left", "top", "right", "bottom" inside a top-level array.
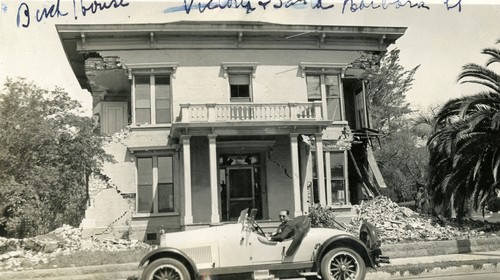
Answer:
[{"left": 229, "top": 74, "right": 250, "bottom": 85}]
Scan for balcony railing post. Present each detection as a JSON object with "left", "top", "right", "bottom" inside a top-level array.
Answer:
[
  {"left": 313, "top": 101, "right": 322, "bottom": 120},
  {"left": 207, "top": 103, "right": 216, "bottom": 122},
  {"left": 180, "top": 104, "right": 190, "bottom": 122},
  {"left": 289, "top": 102, "right": 298, "bottom": 121}
]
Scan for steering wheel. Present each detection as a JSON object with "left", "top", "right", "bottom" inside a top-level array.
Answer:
[{"left": 250, "top": 219, "right": 266, "bottom": 237}]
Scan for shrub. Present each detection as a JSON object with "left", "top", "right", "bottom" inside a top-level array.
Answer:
[{"left": 308, "top": 204, "right": 337, "bottom": 228}]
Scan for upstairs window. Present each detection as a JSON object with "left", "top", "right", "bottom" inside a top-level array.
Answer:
[
  {"left": 306, "top": 74, "right": 342, "bottom": 121},
  {"left": 325, "top": 75, "right": 342, "bottom": 121},
  {"left": 229, "top": 74, "right": 251, "bottom": 101},
  {"left": 306, "top": 75, "right": 322, "bottom": 101},
  {"left": 301, "top": 63, "right": 347, "bottom": 122},
  {"left": 134, "top": 75, "right": 171, "bottom": 125},
  {"left": 221, "top": 63, "right": 257, "bottom": 103}
]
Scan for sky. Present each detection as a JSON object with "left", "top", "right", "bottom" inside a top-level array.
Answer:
[{"left": 1, "top": 0, "right": 499, "bottom": 115}]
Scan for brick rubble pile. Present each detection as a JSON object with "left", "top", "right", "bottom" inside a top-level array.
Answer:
[
  {"left": 0, "top": 225, "right": 150, "bottom": 271},
  {"left": 346, "top": 196, "right": 499, "bottom": 244}
]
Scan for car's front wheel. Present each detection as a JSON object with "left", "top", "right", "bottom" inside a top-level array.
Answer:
[
  {"left": 142, "top": 258, "right": 190, "bottom": 280},
  {"left": 320, "top": 247, "right": 366, "bottom": 280}
]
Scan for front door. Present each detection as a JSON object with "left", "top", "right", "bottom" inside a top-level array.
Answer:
[
  {"left": 219, "top": 154, "right": 264, "bottom": 221},
  {"left": 228, "top": 167, "right": 254, "bottom": 220}
]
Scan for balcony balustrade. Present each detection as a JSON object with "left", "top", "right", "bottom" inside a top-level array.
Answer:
[{"left": 178, "top": 102, "right": 323, "bottom": 123}]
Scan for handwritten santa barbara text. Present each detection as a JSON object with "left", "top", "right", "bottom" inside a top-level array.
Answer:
[{"left": 15, "top": 0, "right": 463, "bottom": 28}]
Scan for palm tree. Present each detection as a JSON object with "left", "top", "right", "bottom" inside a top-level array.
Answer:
[{"left": 427, "top": 41, "right": 500, "bottom": 220}]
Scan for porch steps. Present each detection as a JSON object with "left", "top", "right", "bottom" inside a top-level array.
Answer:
[{"left": 253, "top": 269, "right": 278, "bottom": 280}]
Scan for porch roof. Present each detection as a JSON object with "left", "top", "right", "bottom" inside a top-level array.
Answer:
[{"left": 170, "top": 120, "right": 333, "bottom": 138}]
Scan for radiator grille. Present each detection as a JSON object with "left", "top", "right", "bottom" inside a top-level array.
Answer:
[{"left": 183, "top": 246, "right": 212, "bottom": 263}]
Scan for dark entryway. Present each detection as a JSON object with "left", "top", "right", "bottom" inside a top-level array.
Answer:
[{"left": 219, "top": 154, "right": 263, "bottom": 221}]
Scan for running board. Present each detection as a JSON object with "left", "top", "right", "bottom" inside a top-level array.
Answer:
[
  {"left": 300, "top": 271, "right": 320, "bottom": 278},
  {"left": 253, "top": 270, "right": 278, "bottom": 280}
]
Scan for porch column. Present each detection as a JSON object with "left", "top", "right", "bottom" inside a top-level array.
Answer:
[
  {"left": 181, "top": 135, "right": 193, "bottom": 225},
  {"left": 299, "top": 144, "right": 313, "bottom": 215},
  {"left": 290, "top": 133, "right": 302, "bottom": 217},
  {"left": 324, "top": 151, "right": 332, "bottom": 205},
  {"left": 208, "top": 134, "right": 220, "bottom": 223},
  {"left": 315, "top": 133, "right": 326, "bottom": 205}
]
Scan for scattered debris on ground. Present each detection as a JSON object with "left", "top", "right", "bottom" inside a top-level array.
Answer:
[
  {"left": 3, "top": 196, "right": 500, "bottom": 271},
  {"left": 0, "top": 225, "right": 150, "bottom": 271},
  {"left": 346, "top": 196, "right": 500, "bottom": 243}
]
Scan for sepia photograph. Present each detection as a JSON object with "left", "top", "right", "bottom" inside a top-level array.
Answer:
[{"left": 1, "top": 0, "right": 500, "bottom": 279}]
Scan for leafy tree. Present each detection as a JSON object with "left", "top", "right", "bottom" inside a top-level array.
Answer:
[
  {"left": 366, "top": 48, "right": 420, "bottom": 133},
  {"left": 427, "top": 41, "right": 500, "bottom": 220},
  {"left": 0, "top": 78, "right": 111, "bottom": 238},
  {"left": 365, "top": 49, "right": 425, "bottom": 202},
  {"left": 375, "top": 129, "right": 428, "bottom": 202}
]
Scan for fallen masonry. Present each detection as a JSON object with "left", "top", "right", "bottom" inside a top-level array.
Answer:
[
  {"left": 345, "top": 196, "right": 500, "bottom": 244},
  {"left": 2, "top": 196, "right": 500, "bottom": 271},
  {"left": 0, "top": 224, "right": 150, "bottom": 271}
]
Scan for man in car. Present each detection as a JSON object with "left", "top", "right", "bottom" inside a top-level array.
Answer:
[{"left": 270, "top": 210, "right": 294, "bottom": 241}]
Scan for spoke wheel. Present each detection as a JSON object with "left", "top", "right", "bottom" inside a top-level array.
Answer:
[
  {"left": 142, "top": 258, "right": 190, "bottom": 280},
  {"left": 320, "top": 248, "right": 366, "bottom": 280}
]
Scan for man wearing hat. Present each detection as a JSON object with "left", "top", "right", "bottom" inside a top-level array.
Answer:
[{"left": 270, "top": 209, "right": 294, "bottom": 241}]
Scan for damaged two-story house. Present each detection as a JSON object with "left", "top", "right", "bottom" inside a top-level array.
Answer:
[{"left": 57, "top": 21, "right": 403, "bottom": 242}]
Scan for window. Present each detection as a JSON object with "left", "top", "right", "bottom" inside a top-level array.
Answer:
[
  {"left": 133, "top": 75, "right": 171, "bottom": 125},
  {"left": 306, "top": 74, "right": 342, "bottom": 121},
  {"left": 330, "top": 151, "right": 346, "bottom": 205},
  {"left": 325, "top": 75, "right": 342, "bottom": 121},
  {"left": 229, "top": 74, "right": 251, "bottom": 100},
  {"left": 221, "top": 63, "right": 257, "bottom": 103},
  {"left": 137, "top": 156, "right": 174, "bottom": 213}
]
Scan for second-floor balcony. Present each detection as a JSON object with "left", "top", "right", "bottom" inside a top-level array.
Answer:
[{"left": 178, "top": 102, "right": 324, "bottom": 123}]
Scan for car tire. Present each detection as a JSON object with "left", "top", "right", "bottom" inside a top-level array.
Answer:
[
  {"left": 320, "top": 247, "right": 366, "bottom": 280},
  {"left": 141, "top": 258, "right": 191, "bottom": 280}
]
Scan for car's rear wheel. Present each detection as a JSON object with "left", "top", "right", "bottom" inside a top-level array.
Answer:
[
  {"left": 320, "top": 247, "right": 366, "bottom": 280},
  {"left": 142, "top": 258, "right": 190, "bottom": 280}
]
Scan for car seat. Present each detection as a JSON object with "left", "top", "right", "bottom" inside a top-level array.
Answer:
[{"left": 285, "top": 216, "right": 311, "bottom": 256}]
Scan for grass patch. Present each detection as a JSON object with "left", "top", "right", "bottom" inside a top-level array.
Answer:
[{"left": 28, "top": 248, "right": 151, "bottom": 270}]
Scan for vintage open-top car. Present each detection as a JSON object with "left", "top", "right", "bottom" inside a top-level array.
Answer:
[{"left": 139, "top": 209, "right": 387, "bottom": 280}]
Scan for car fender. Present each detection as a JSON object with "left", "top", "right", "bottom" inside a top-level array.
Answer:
[
  {"left": 314, "top": 233, "right": 374, "bottom": 272},
  {"left": 139, "top": 247, "right": 200, "bottom": 280}
]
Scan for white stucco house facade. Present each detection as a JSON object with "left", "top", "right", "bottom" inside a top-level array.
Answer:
[{"left": 57, "top": 21, "right": 404, "bottom": 243}]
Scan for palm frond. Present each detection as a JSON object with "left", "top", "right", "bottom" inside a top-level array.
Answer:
[
  {"left": 458, "top": 91, "right": 500, "bottom": 118},
  {"left": 433, "top": 98, "right": 465, "bottom": 130},
  {"left": 429, "top": 44, "right": 500, "bottom": 216},
  {"left": 491, "top": 111, "right": 500, "bottom": 130},
  {"left": 458, "top": 63, "right": 500, "bottom": 93},
  {"left": 482, "top": 48, "right": 500, "bottom": 67},
  {"left": 493, "top": 149, "right": 500, "bottom": 183}
]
